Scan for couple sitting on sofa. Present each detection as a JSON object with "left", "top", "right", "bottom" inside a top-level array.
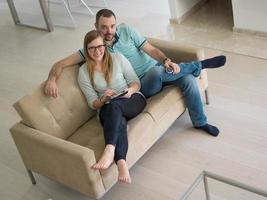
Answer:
[{"left": 44, "top": 9, "right": 226, "bottom": 184}]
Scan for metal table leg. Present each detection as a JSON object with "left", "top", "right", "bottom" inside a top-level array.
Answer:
[{"left": 6, "top": 0, "right": 54, "bottom": 32}]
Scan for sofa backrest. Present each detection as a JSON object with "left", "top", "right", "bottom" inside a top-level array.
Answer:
[
  {"left": 147, "top": 37, "right": 204, "bottom": 62},
  {"left": 14, "top": 65, "right": 96, "bottom": 139}
]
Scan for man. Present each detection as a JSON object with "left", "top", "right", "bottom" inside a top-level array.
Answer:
[{"left": 45, "top": 9, "right": 226, "bottom": 136}]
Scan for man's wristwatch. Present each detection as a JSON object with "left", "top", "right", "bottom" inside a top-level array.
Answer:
[{"left": 163, "top": 57, "right": 171, "bottom": 65}]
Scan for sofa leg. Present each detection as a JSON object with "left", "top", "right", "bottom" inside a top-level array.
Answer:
[
  {"left": 27, "top": 169, "right": 36, "bottom": 184},
  {"left": 204, "top": 89, "right": 210, "bottom": 105}
]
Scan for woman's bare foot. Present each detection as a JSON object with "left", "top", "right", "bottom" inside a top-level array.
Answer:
[
  {"left": 117, "top": 159, "right": 132, "bottom": 184},
  {"left": 92, "top": 144, "right": 115, "bottom": 170}
]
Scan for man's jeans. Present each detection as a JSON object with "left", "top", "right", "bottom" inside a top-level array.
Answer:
[{"left": 140, "top": 61, "right": 207, "bottom": 127}]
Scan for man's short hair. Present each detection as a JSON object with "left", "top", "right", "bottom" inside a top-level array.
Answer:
[{"left": 96, "top": 9, "right": 116, "bottom": 24}]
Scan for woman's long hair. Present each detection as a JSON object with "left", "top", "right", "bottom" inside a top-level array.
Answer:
[{"left": 83, "top": 30, "right": 113, "bottom": 89}]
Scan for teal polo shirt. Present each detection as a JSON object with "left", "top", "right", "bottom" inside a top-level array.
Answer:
[{"left": 78, "top": 24, "right": 157, "bottom": 78}]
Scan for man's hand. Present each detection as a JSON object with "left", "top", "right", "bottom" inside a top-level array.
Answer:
[
  {"left": 142, "top": 42, "right": 181, "bottom": 74},
  {"left": 44, "top": 52, "right": 82, "bottom": 98},
  {"left": 44, "top": 79, "right": 59, "bottom": 98},
  {"left": 165, "top": 60, "right": 180, "bottom": 74}
]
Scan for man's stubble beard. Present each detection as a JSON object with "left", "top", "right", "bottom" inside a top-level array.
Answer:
[
  {"left": 104, "top": 34, "right": 115, "bottom": 46},
  {"left": 104, "top": 33, "right": 115, "bottom": 41}
]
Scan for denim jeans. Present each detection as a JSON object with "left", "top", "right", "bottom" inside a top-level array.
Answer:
[
  {"left": 99, "top": 93, "right": 146, "bottom": 162},
  {"left": 140, "top": 61, "right": 207, "bottom": 127}
]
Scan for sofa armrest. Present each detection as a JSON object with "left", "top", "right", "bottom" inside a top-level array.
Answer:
[
  {"left": 10, "top": 122, "right": 105, "bottom": 199},
  {"left": 147, "top": 37, "right": 205, "bottom": 62}
]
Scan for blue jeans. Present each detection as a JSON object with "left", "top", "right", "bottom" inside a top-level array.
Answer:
[{"left": 140, "top": 61, "right": 207, "bottom": 127}]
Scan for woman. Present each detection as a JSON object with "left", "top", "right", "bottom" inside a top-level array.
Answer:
[{"left": 78, "top": 30, "right": 146, "bottom": 184}]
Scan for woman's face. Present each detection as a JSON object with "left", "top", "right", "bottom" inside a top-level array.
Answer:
[{"left": 87, "top": 36, "right": 105, "bottom": 62}]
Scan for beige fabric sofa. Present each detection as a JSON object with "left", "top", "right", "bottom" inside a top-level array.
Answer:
[{"left": 10, "top": 38, "right": 208, "bottom": 199}]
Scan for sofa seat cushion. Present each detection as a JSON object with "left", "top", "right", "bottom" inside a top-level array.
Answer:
[
  {"left": 127, "top": 113, "right": 155, "bottom": 149},
  {"left": 67, "top": 116, "right": 104, "bottom": 160},
  {"left": 144, "top": 85, "right": 183, "bottom": 122},
  {"left": 68, "top": 112, "right": 155, "bottom": 190},
  {"left": 68, "top": 111, "right": 155, "bottom": 162}
]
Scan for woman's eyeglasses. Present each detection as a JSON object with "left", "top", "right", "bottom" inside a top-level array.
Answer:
[{"left": 87, "top": 44, "right": 105, "bottom": 53}]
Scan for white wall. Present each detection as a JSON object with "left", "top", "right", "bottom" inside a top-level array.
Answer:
[
  {"left": 232, "top": 0, "right": 267, "bottom": 32},
  {"left": 168, "top": 0, "right": 202, "bottom": 21}
]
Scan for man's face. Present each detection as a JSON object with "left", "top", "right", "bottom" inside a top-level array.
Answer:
[{"left": 96, "top": 16, "right": 116, "bottom": 42}]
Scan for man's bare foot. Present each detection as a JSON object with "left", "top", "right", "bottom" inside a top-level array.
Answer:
[
  {"left": 117, "top": 159, "right": 132, "bottom": 184},
  {"left": 92, "top": 144, "right": 115, "bottom": 170}
]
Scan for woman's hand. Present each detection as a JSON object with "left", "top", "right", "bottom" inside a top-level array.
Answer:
[
  {"left": 121, "top": 82, "right": 140, "bottom": 99},
  {"left": 121, "top": 88, "right": 134, "bottom": 99},
  {"left": 100, "top": 89, "right": 115, "bottom": 103}
]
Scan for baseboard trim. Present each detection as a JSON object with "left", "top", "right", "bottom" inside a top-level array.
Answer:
[
  {"left": 170, "top": 0, "right": 207, "bottom": 24},
  {"left": 233, "top": 27, "right": 267, "bottom": 37}
]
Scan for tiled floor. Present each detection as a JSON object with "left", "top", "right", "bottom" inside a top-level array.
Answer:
[{"left": 1, "top": 0, "right": 267, "bottom": 199}]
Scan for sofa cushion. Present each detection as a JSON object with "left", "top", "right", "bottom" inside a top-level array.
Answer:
[
  {"left": 68, "top": 111, "right": 155, "bottom": 162},
  {"left": 68, "top": 112, "right": 155, "bottom": 190},
  {"left": 67, "top": 116, "right": 105, "bottom": 160},
  {"left": 127, "top": 113, "right": 155, "bottom": 147},
  {"left": 144, "top": 85, "right": 183, "bottom": 122},
  {"left": 13, "top": 66, "right": 96, "bottom": 139}
]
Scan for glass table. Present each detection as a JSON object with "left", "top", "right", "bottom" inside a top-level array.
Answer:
[{"left": 180, "top": 171, "right": 267, "bottom": 200}]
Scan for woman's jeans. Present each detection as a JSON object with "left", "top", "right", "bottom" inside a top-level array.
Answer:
[
  {"left": 99, "top": 93, "right": 146, "bottom": 162},
  {"left": 140, "top": 61, "right": 207, "bottom": 127}
]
